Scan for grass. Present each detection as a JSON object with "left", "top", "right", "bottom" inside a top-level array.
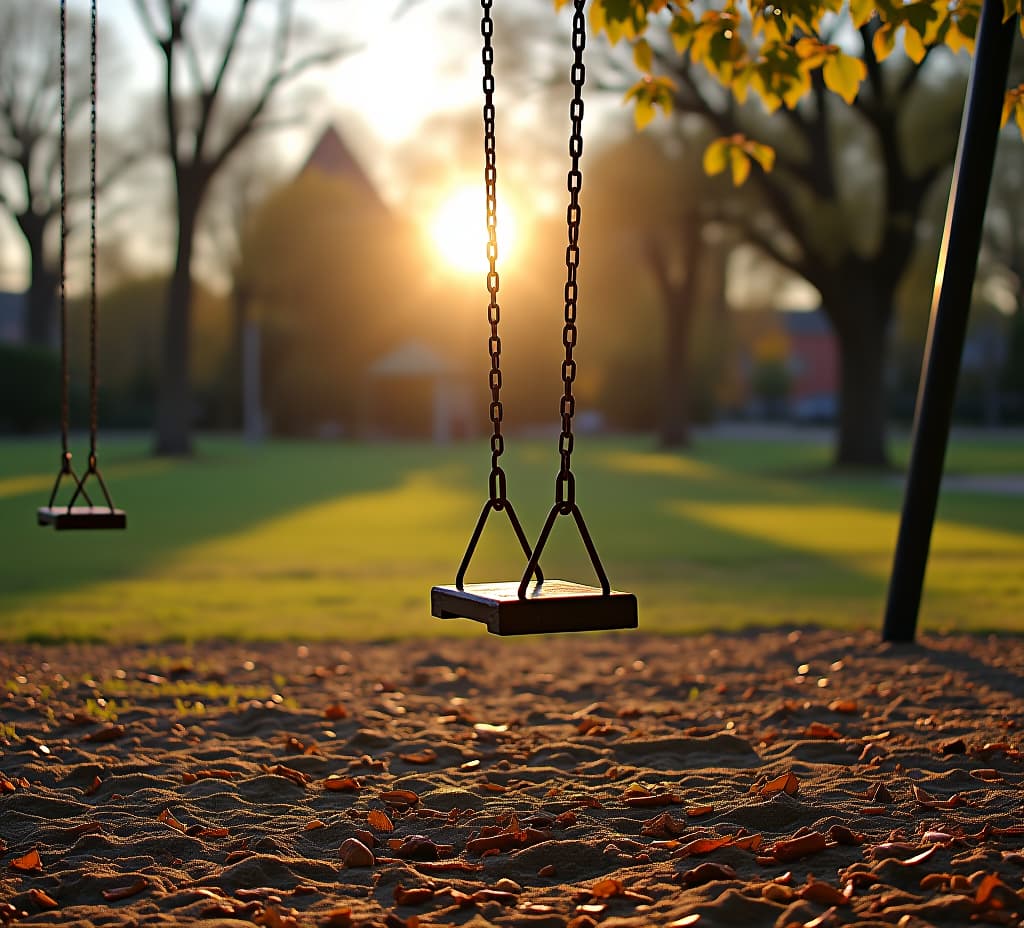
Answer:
[{"left": 0, "top": 431, "right": 1022, "bottom": 642}]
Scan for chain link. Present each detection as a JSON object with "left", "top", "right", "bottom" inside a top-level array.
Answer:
[
  {"left": 556, "top": 0, "right": 587, "bottom": 512},
  {"left": 481, "top": 0, "right": 507, "bottom": 507},
  {"left": 88, "top": 0, "right": 99, "bottom": 463},
  {"left": 59, "top": 0, "right": 70, "bottom": 464}
]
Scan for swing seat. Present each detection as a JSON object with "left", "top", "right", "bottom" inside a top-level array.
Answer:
[
  {"left": 37, "top": 506, "right": 126, "bottom": 530},
  {"left": 431, "top": 579, "right": 637, "bottom": 636}
]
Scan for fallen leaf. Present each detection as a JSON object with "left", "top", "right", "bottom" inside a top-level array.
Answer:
[
  {"left": 805, "top": 722, "right": 842, "bottom": 740},
  {"left": 828, "top": 699, "right": 859, "bottom": 714},
  {"left": 197, "top": 827, "right": 229, "bottom": 838},
  {"left": 759, "top": 772, "right": 799, "bottom": 797},
  {"left": 28, "top": 888, "right": 58, "bottom": 910},
  {"left": 686, "top": 805, "right": 714, "bottom": 817},
  {"left": 394, "top": 885, "right": 434, "bottom": 905},
  {"left": 158, "top": 808, "right": 187, "bottom": 833},
  {"left": 672, "top": 835, "right": 734, "bottom": 858},
  {"left": 324, "top": 704, "right": 349, "bottom": 720},
  {"left": 83, "top": 724, "right": 126, "bottom": 743},
  {"left": 101, "top": 878, "right": 148, "bottom": 901},
  {"left": 400, "top": 749, "right": 437, "bottom": 765},
  {"left": 770, "top": 831, "right": 827, "bottom": 863},
  {"left": 9, "top": 849, "right": 42, "bottom": 872},
  {"left": 305, "top": 820, "right": 326, "bottom": 832},
  {"left": 264, "top": 765, "right": 311, "bottom": 787},
  {"left": 323, "top": 776, "right": 360, "bottom": 792},
  {"left": 322, "top": 908, "right": 353, "bottom": 927},
  {"left": 590, "top": 878, "right": 623, "bottom": 898},
  {"left": 678, "top": 862, "right": 736, "bottom": 886},
  {"left": 380, "top": 789, "right": 419, "bottom": 808},
  {"left": 368, "top": 810, "right": 394, "bottom": 832}
]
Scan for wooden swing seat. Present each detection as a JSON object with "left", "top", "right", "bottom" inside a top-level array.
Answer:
[
  {"left": 37, "top": 506, "right": 126, "bottom": 530},
  {"left": 431, "top": 579, "right": 637, "bottom": 636}
]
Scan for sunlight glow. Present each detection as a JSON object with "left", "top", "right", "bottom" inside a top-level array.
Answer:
[{"left": 429, "top": 186, "right": 519, "bottom": 276}]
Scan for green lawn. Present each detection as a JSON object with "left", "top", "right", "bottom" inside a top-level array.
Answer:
[{"left": 1, "top": 432, "right": 1022, "bottom": 641}]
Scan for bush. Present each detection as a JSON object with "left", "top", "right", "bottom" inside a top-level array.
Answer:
[{"left": 0, "top": 344, "right": 61, "bottom": 433}]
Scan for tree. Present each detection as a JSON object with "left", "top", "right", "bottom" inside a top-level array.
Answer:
[
  {"left": 131, "top": 0, "right": 346, "bottom": 455},
  {"left": 587, "top": 130, "right": 735, "bottom": 446},
  {"left": 0, "top": 1, "right": 131, "bottom": 347},
  {"left": 561, "top": 0, "right": 1024, "bottom": 467}
]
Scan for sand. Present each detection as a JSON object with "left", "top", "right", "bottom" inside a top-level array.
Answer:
[{"left": 1, "top": 629, "right": 1023, "bottom": 927}]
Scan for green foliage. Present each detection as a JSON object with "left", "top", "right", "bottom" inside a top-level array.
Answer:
[
  {"left": 0, "top": 344, "right": 59, "bottom": 433},
  {"left": 556, "top": 0, "right": 1024, "bottom": 182}
]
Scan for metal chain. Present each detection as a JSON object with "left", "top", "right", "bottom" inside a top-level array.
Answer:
[
  {"left": 555, "top": 0, "right": 587, "bottom": 513},
  {"left": 88, "top": 0, "right": 99, "bottom": 464},
  {"left": 58, "top": 0, "right": 70, "bottom": 468},
  {"left": 481, "top": 0, "right": 507, "bottom": 508}
]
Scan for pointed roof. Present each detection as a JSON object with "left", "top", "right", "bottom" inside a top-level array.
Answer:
[{"left": 301, "top": 126, "right": 387, "bottom": 213}]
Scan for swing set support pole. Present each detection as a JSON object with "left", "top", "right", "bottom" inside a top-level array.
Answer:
[{"left": 882, "top": 0, "right": 1016, "bottom": 643}]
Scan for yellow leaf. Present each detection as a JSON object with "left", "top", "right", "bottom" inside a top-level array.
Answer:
[
  {"left": 729, "top": 147, "right": 752, "bottom": 186},
  {"left": 702, "top": 137, "right": 730, "bottom": 176},
  {"left": 634, "top": 96, "right": 657, "bottom": 130},
  {"left": 872, "top": 23, "right": 896, "bottom": 61},
  {"left": 822, "top": 50, "right": 866, "bottom": 104},
  {"left": 945, "top": 20, "right": 975, "bottom": 55},
  {"left": 850, "top": 0, "right": 874, "bottom": 28},
  {"left": 903, "top": 25, "right": 927, "bottom": 63},
  {"left": 745, "top": 140, "right": 776, "bottom": 173},
  {"left": 633, "top": 38, "right": 654, "bottom": 72}
]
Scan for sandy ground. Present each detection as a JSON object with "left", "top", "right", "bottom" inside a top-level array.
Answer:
[{"left": 1, "top": 629, "right": 1023, "bottom": 927}]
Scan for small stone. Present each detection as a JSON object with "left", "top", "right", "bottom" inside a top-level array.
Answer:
[
  {"left": 495, "top": 878, "right": 521, "bottom": 893},
  {"left": 339, "top": 837, "right": 375, "bottom": 868}
]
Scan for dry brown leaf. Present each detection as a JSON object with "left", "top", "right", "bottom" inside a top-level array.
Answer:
[
  {"left": 394, "top": 885, "right": 434, "bottom": 905},
  {"left": 324, "top": 704, "right": 349, "bottom": 720},
  {"left": 590, "top": 878, "right": 624, "bottom": 898},
  {"left": 686, "top": 805, "right": 714, "bottom": 817},
  {"left": 804, "top": 722, "right": 842, "bottom": 740},
  {"left": 158, "top": 808, "right": 187, "bottom": 833},
  {"left": 399, "top": 749, "right": 437, "bottom": 765},
  {"left": 759, "top": 772, "right": 799, "bottom": 797},
  {"left": 321, "top": 908, "right": 353, "bottom": 927},
  {"left": 672, "top": 835, "right": 734, "bottom": 858},
  {"left": 828, "top": 699, "right": 859, "bottom": 714},
  {"left": 770, "top": 831, "right": 828, "bottom": 863},
  {"left": 83, "top": 724, "right": 126, "bottom": 743},
  {"left": 380, "top": 789, "right": 419, "bottom": 808},
  {"left": 323, "top": 776, "right": 360, "bottom": 792},
  {"left": 305, "top": 820, "right": 326, "bottom": 832},
  {"left": 28, "top": 888, "right": 58, "bottom": 910},
  {"left": 9, "top": 849, "right": 42, "bottom": 872},
  {"left": 197, "top": 827, "right": 229, "bottom": 838},
  {"left": 101, "top": 878, "right": 148, "bottom": 901},
  {"left": 367, "top": 810, "right": 394, "bottom": 833}
]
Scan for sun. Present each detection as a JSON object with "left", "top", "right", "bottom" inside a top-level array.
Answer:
[{"left": 429, "top": 185, "right": 518, "bottom": 276}]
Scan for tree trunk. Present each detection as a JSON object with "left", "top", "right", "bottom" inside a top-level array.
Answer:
[
  {"left": 154, "top": 195, "right": 199, "bottom": 456},
  {"left": 661, "top": 308, "right": 692, "bottom": 447},
  {"left": 21, "top": 214, "right": 56, "bottom": 348},
  {"left": 830, "top": 292, "right": 891, "bottom": 469},
  {"left": 653, "top": 217, "right": 702, "bottom": 449}
]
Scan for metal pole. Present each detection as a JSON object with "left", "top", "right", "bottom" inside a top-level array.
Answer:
[{"left": 882, "top": 0, "right": 1017, "bottom": 642}]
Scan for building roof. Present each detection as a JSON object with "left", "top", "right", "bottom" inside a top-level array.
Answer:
[{"left": 301, "top": 126, "right": 387, "bottom": 213}]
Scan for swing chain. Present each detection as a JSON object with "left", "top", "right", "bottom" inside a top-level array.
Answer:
[
  {"left": 89, "top": 0, "right": 99, "bottom": 459},
  {"left": 556, "top": 0, "right": 587, "bottom": 514},
  {"left": 59, "top": 0, "right": 70, "bottom": 462},
  {"left": 480, "top": 0, "right": 508, "bottom": 508}
]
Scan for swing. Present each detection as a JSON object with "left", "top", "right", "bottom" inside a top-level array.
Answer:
[
  {"left": 430, "top": 0, "right": 636, "bottom": 636},
  {"left": 37, "top": 0, "right": 125, "bottom": 532}
]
